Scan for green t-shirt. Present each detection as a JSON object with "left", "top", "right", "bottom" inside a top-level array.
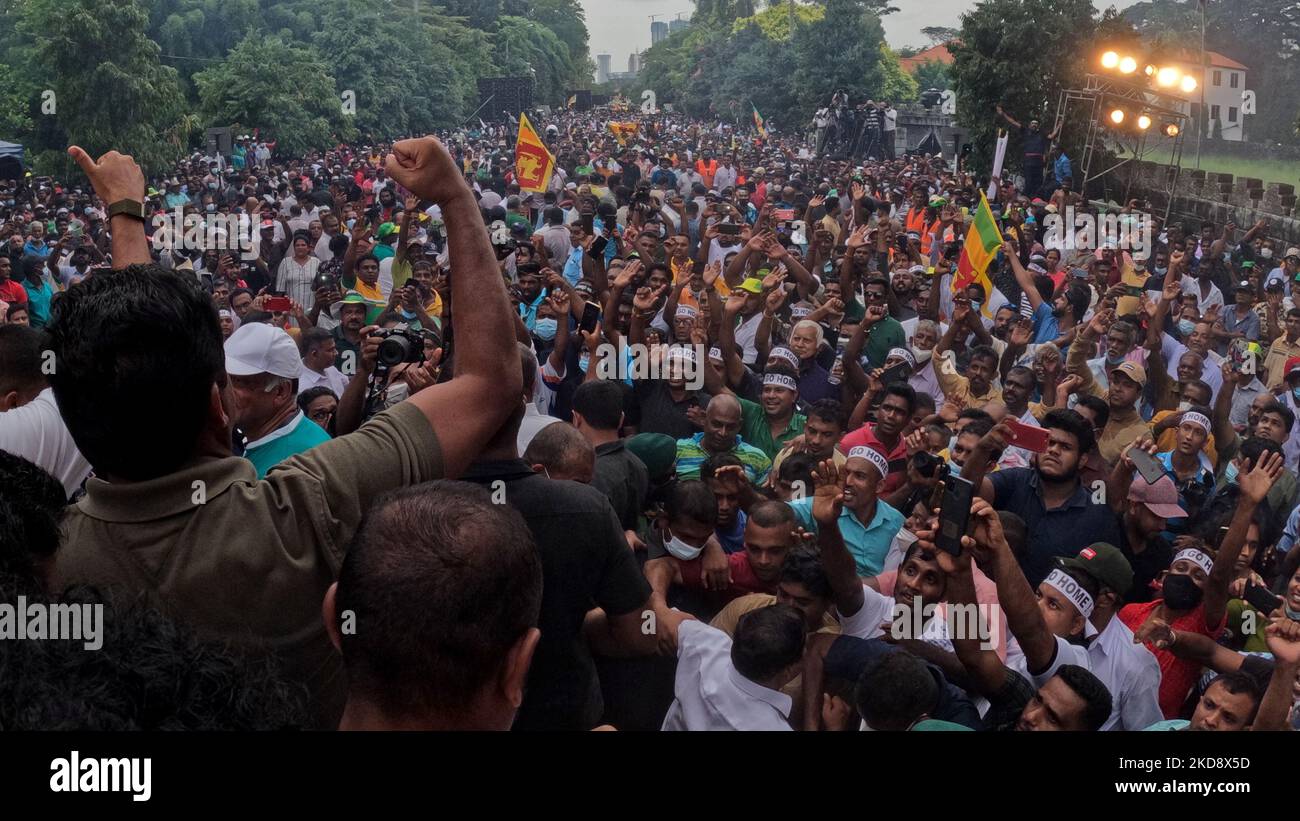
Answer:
[
  {"left": 863, "top": 316, "right": 906, "bottom": 369},
  {"left": 245, "top": 412, "right": 332, "bottom": 479},
  {"left": 738, "top": 397, "right": 806, "bottom": 460}
]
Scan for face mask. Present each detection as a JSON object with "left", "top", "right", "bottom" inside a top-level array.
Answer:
[
  {"left": 205, "top": 204, "right": 216, "bottom": 213},
  {"left": 1177, "top": 401, "right": 1191, "bottom": 412},
  {"left": 910, "top": 345, "right": 932, "bottom": 364},
  {"left": 662, "top": 528, "right": 704, "bottom": 561},
  {"left": 1154, "top": 266, "right": 1167, "bottom": 276},
  {"left": 1161, "top": 573, "right": 1203, "bottom": 610},
  {"left": 970, "top": 300, "right": 982, "bottom": 313},
  {"left": 399, "top": 308, "right": 417, "bottom": 320},
  {"left": 1261, "top": 248, "right": 1274, "bottom": 259},
  {"left": 578, "top": 350, "right": 590, "bottom": 374},
  {"left": 208, "top": 182, "right": 217, "bottom": 190},
  {"left": 533, "top": 317, "right": 557, "bottom": 342},
  {"left": 1105, "top": 351, "right": 1126, "bottom": 366},
  {"left": 1177, "top": 319, "right": 1195, "bottom": 336}
]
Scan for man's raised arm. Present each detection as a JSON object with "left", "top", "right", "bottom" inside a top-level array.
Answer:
[{"left": 385, "top": 137, "right": 523, "bottom": 477}]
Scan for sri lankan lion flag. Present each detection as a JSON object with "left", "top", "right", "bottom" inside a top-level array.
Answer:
[
  {"left": 514, "top": 112, "right": 555, "bottom": 193},
  {"left": 752, "top": 103, "right": 768, "bottom": 140},
  {"left": 608, "top": 121, "right": 639, "bottom": 144},
  {"left": 953, "top": 192, "right": 1003, "bottom": 319}
]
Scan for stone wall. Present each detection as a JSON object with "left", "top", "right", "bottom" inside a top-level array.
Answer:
[{"left": 1097, "top": 159, "right": 1300, "bottom": 246}]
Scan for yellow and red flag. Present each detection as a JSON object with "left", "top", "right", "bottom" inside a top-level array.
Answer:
[
  {"left": 953, "top": 192, "right": 1003, "bottom": 319},
  {"left": 514, "top": 112, "right": 555, "bottom": 193}
]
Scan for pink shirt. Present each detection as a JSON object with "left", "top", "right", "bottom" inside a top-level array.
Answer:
[{"left": 875, "top": 566, "right": 1008, "bottom": 661}]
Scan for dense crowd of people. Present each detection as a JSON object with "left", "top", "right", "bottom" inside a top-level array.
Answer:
[{"left": 3, "top": 102, "right": 1300, "bottom": 734}]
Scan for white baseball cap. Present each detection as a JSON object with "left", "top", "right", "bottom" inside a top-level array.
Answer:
[{"left": 224, "top": 323, "right": 302, "bottom": 379}]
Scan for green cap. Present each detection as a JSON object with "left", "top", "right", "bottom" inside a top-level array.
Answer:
[
  {"left": 377, "top": 221, "right": 398, "bottom": 239},
  {"left": 737, "top": 277, "right": 764, "bottom": 294},
  {"left": 625, "top": 433, "right": 677, "bottom": 482},
  {"left": 1059, "top": 543, "right": 1133, "bottom": 596},
  {"left": 340, "top": 290, "right": 368, "bottom": 305}
]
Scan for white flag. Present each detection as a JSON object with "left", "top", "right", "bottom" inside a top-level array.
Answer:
[{"left": 987, "top": 130, "right": 1010, "bottom": 200}]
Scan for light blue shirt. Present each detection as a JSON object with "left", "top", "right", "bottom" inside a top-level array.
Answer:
[
  {"left": 563, "top": 246, "right": 584, "bottom": 285},
  {"left": 786, "top": 497, "right": 904, "bottom": 576}
]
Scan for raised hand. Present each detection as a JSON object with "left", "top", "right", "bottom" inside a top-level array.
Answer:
[
  {"left": 1133, "top": 617, "right": 1176, "bottom": 649},
  {"left": 385, "top": 137, "right": 466, "bottom": 204},
  {"left": 1239, "top": 450, "right": 1285, "bottom": 504},
  {"left": 67, "top": 146, "right": 146, "bottom": 205},
  {"left": 633, "top": 284, "right": 666, "bottom": 312},
  {"left": 811, "top": 459, "right": 845, "bottom": 526},
  {"left": 702, "top": 260, "right": 722, "bottom": 287},
  {"left": 1009, "top": 319, "right": 1033, "bottom": 347}
]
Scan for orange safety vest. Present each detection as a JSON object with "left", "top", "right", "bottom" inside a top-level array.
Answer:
[{"left": 696, "top": 158, "right": 719, "bottom": 187}]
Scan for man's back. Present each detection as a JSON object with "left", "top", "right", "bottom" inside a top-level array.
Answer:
[
  {"left": 462, "top": 459, "right": 651, "bottom": 730},
  {"left": 592, "top": 440, "right": 648, "bottom": 532},
  {"left": 54, "top": 403, "right": 443, "bottom": 727}
]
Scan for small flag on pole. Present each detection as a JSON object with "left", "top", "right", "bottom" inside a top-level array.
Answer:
[
  {"left": 567, "top": 95, "right": 577, "bottom": 109},
  {"left": 752, "top": 103, "right": 768, "bottom": 140},
  {"left": 953, "top": 192, "right": 1004, "bottom": 319}
]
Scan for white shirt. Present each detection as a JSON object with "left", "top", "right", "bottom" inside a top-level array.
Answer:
[
  {"left": 517, "top": 404, "right": 561, "bottom": 457},
  {"left": 661, "top": 620, "right": 793, "bottom": 731},
  {"left": 837, "top": 584, "right": 896, "bottom": 639},
  {"left": 732, "top": 312, "right": 764, "bottom": 366},
  {"left": 1087, "top": 616, "right": 1163, "bottom": 731},
  {"left": 313, "top": 232, "right": 337, "bottom": 263},
  {"left": 0, "top": 388, "right": 92, "bottom": 498},
  {"left": 1006, "top": 634, "right": 1092, "bottom": 689},
  {"left": 298, "top": 363, "right": 348, "bottom": 398},
  {"left": 714, "top": 165, "right": 738, "bottom": 192},
  {"left": 1181, "top": 274, "right": 1224, "bottom": 316},
  {"left": 1159, "top": 333, "right": 1224, "bottom": 399}
]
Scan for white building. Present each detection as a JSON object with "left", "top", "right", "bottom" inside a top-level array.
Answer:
[
  {"left": 1168, "top": 50, "right": 1250, "bottom": 142},
  {"left": 596, "top": 53, "right": 612, "bottom": 84}
]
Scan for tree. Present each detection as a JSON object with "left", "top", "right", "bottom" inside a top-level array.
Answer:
[
  {"left": 530, "top": 0, "right": 590, "bottom": 66},
  {"left": 793, "top": 0, "right": 888, "bottom": 112},
  {"left": 913, "top": 59, "right": 951, "bottom": 93},
  {"left": 194, "top": 34, "right": 353, "bottom": 157},
  {"left": 313, "top": 2, "right": 467, "bottom": 137},
  {"left": 920, "top": 25, "right": 959, "bottom": 45},
  {"left": 878, "top": 47, "right": 919, "bottom": 102},
  {"left": 492, "top": 16, "right": 575, "bottom": 104},
  {"left": 21, "top": 0, "right": 189, "bottom": 174},
  {"left": 950, "top": 0, "right": 1134, "bottom": 171}
]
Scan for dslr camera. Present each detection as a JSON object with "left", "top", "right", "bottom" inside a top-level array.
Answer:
[{"left": 373, "top": 325, "right": 425, "bottom": 370}]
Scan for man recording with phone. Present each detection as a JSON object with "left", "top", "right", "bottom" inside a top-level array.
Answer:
[{"left": 962, "top": 409, "right": 1121, "bottom": 586}]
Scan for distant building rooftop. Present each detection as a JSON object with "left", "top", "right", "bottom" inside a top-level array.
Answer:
[{"left": 900, "top": 42, "right": 955, "bottom": 74}]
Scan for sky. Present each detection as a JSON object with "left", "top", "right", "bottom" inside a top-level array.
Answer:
[{"left": 580, "top": 0, "right": 1144, "bottom": 71}]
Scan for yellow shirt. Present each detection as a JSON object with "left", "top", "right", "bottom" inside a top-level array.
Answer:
[
  {"left": 933, "top": 354, "right": 1003, "bottom": 410},
  {"left": 1265, "top": 333, "right": 1300, "bottom": 389}
]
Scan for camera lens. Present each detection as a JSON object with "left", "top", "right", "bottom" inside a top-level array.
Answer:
[{"left": 377, "top": 334, "right": 412, "bottom": 367}]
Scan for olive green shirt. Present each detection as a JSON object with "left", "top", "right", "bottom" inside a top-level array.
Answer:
[{"left": 53, "top": 401, "right": 443, "bottom": 728}]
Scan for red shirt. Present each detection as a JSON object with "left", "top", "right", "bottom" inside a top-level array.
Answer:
[
  {"left": 839, "top": 424, "right": 909, "bottom": 495},
  {"left": 675, "top": 552, "right": 775, "bottom": 600},
  {"left": 1119, "top": 598, "right": 1226, "bottom": 718},
  {"left": 0, "top": 279, "right": 27, "bottom": 307}
]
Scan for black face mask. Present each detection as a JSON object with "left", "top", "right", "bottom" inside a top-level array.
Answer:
[{"left": 1161, "top": 572, "right": 1203, "bottom": 611}]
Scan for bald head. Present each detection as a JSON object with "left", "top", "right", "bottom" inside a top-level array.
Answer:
[
  {"left": 523, "top": 423, "right": 595, "bottom": 483},
  {"left": 703, "top": 394, "right": 743, "bottom": 453}
]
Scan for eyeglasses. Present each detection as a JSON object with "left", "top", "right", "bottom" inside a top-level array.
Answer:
[{"left": 865, "top": 291, "right": 887, "bottom": 301}]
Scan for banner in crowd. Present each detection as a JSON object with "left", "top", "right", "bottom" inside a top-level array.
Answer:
[
  {"left": 608, "top": 121, "right": 640, "bottom": 144},
  {"left": 752, "top": 103, "right": 768, "bottom": 140}
]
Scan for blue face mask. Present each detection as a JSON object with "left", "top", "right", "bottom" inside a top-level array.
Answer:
[
  {"left": 1177, "top": 319, "right": 1195, "bottom": 336},
  {"left": 534, "top": 318, "right": 557, "bottom": 342},
  {"left": 1105, "top": 351, "right": 1126, "bottom": 366},
  {"left": 1292, "top": 386, "right": 1300, "bottom": 403},
  {"left": 399, "top": 308, "right": 417, "bottom": 320}
]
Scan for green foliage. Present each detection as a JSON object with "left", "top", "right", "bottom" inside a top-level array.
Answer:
[
  {"left": 21, "top": 0, "right": 189, "bottom": 173},
  {"left": 193, "top": 34, "right": 353, "bottom": 157},
  {"left": 913, "top": 60, "right": 951, "bottom": 93},
  {"left": 950, "top": 0, "right": 1135, "bottom": 170},
  {"left": 492, "top": 16, "right": 575, "bottom": 104},
  {"left": 878, "top": 47, "right": 919, "bottom": 102}
]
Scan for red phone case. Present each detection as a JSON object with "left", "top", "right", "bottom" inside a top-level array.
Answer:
[{"left": 1005, "top": 418, "right": 1049, "bottom": 452}]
